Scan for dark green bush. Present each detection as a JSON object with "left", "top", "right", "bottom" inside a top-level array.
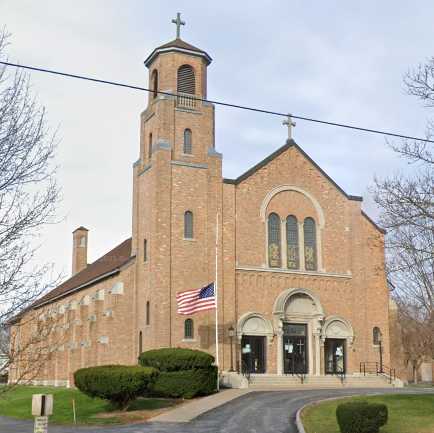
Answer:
[
  {"left": 336, "top": 401, "right": 388, "bottom": 433},
  {"left": 138, "top": 347, "right": 214, "bottom": 372},
  {"left": 150, "top": 366, "right": 217, "bottom": 399},
  {"left": 74, "top": 365, "right": 159, "bottom": 409}
]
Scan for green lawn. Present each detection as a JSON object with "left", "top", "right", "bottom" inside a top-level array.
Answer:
[
  {"left": 302, "top": 394, "right": 434, "bottom": 433},
  {"left": 0, "top": 386, "right": 177, "bottom": 425}
]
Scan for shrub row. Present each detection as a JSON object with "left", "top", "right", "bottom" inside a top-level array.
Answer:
[
  {"left": 151, "top": 366, "right": 218, "bottom": 399},
  {"left": 74, "top": 365, "right": 158, "bottom": 409},
  {"left": 138, "top": 347, "right": 214, "bottom": 372},
  {"left": 336, "top": 401, "right": 388, "bottom": 433}
]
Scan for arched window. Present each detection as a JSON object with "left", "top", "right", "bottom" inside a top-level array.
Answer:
[
  {"left": 139, "top": 331, "right": 143, "bottom": 354},
  {"left": 143, "top": 239, "right": 147, "bottom": 262},
  {"left": 268, "top": 213, "right": 281, "bottom": 268},
  {"left": 184, "top": 319, "right": 194, "bottom": 339},
  {"left": 146, "top": 301, "right": 150, "bottom": 325},
  {"left": 151, "top": 69, "right": 158, "bottom": 99},
  {"left": 148, "top": 133, "right": 152, "bottom": 159},
  {"left": 304, "top": 217, "right": 317, "bottom": 271},
  {"left": 184, "top": 211, "right": 193, "bottom": 239},
  {"left": 183, "top": 129, "right": 192, "bottom": 154},
  {"left": 373, "top": 327, "right": 381, "bottom": 345},
  {"left": 177, "top": 65, "right": 195, "bottom": 94},
  {"left": 286, "top": 215, "right": 299, "bottom": 269}
]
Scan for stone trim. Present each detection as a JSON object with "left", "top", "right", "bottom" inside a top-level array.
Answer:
[
  {"left": 171, "top": 160, "right": 208, "bottom": 169},
  {"left": 236, "top": 266, "right": 351, "bottom": 279},
  {"left": 260, "top": 185, "right": 325, "bottom": 228},
  {"left": 138, "top": 163, "right": 152, "bottom": 176},
  {"left": 208, "top": 148, "right": 222, "bottom": 158}
]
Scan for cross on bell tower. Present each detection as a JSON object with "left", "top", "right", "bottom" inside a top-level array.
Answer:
[
  {"left": 171, "top": 12, "right": 186, "bottom": 39},
  {"left": 283, "top": 114, "right": 296, "bottom": 140}
]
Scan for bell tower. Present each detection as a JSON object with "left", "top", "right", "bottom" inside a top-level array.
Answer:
[{"left": 132, "top": 15, "right": 222, "bottom": 351}]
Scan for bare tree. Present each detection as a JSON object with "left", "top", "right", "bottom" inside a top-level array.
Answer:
[
  {"left": 374, "top": 57, "right": 434, "bottom": 382},
  {"left": 0, "top": 29, "right": 61, "bottom": 386}
]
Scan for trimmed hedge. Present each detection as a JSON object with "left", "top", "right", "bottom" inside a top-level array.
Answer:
[
  {"left": 150, "top": 366, "right": 218, "bottom": 399},
  {"left": 336, "top": 401, "right": 388, "bottom": 433},
  {"left": 74, "top": 365, "right": 158, "bottom": 409},
  {"left": 138, "top": 348, "right": 214, "bottom": 372}
]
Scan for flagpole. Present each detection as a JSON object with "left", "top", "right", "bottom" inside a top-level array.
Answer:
[{"left": 215, "top": 212, "right": 219, "bottom": 391}]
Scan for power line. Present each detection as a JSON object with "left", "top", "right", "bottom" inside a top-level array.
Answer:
[{"left": 1, "top": 60, "right": 434, "bottom": 144}]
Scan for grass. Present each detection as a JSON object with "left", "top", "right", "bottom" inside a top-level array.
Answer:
[
  {"left": 302, "top": 394, "right": 434, "bottom": 433},
  {"left": 0, "top": 386, "right": 177, "bottom": 425}
]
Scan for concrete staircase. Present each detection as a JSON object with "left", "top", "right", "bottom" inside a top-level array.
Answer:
[{"left": 247, "top": 374, "right": 399, "bottom": 389}]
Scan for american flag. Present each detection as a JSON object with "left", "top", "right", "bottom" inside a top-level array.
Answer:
[{"left": 176, "top": 283, "right": 216, "bottom": 315}]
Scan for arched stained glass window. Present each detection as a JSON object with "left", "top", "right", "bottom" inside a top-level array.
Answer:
[
  {"left": 151, "top": 69, "right": 158, "bottom": 99},
  {"left": 304, "top": 217, "right": 317, "bottom": 271},
  {"left": 184, "top": 319, "right": 194, "bottom": 339},
  {"left": 373, "top": 327, "right": 381, "bottom": 345},
  {"left": 184, "top": 129, "right": 192, "bottom": 154},
  {"left": 177, "top": 65, "right": 195, "bottom": 94},
  {"left": 286, "top": 215, "right": 299, "bottom": 269},
  {"left": 184, "top": 211, "right": 193, "bottom": 239},
  {"left": 268, "top": 213, "right": 281, "bottom": 268}
]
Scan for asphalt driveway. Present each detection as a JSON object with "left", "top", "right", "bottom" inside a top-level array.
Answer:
[{"left": 1, "top": 388, "right": 433, "bottom": 433}]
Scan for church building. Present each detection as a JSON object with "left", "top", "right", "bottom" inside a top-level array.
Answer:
[{"left": 10, "top": 17, "right": 394, "bottom": 387}]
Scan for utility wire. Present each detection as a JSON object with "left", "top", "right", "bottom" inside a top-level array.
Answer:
[{"left": 1, "top": 60, "right": 434, "bottom": 144}]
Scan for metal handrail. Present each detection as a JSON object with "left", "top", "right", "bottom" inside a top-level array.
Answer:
[
  {"left": 241, "top": 360, "right": 251, "bottom": 383},
  {"left": 335, "top": 367, "right": 346, "bottom": 384},
  {"left": 360, "top": 362, "right": 396, "bottom": 383}
]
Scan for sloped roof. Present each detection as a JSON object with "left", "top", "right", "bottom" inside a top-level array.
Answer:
[
  {"left": 32, "top": 238, "right": 133, "bottom": 309},
  {"left": 223, "top": 139, "right": 386, "bottom": 234},
  {"left": 144, "top": 38, "right": 212, "bottom": 67},
  {"left": 223, "top": 139, "right": 363, "bottom": 201}
]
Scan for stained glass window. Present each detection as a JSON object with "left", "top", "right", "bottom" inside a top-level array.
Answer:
[
  {"left": 286, "top": 215, "right": 299, "bottom": 269},
  {"left": 268, "top": 213, "right": 281, "bottom": 268},
  {"left": 304, "top": 217, "right": 317, "bottom": 271}
]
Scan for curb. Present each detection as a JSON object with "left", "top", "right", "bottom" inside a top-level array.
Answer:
[{"left": 294, "top": 392, "right": 388, "bottom": 433}]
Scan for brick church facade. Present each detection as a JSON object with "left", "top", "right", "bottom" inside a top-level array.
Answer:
[{"left": 10, "top": 32, "right": 393, "bottom": 387}]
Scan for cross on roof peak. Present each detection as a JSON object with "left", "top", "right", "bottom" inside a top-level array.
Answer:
[
  {"left": 283, "top": 114, "right": 296, "bottom": 140},
  {"left": 171, "top": 12, "right": 186, "bottom": 39}
]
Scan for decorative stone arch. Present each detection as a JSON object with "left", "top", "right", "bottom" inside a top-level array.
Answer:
[
  {"left": 273, "top": 287, "right": 324, "bottom": 319},
  {"left": 260, "top": 185, "right": 325, "bottom": 228},
  {"left": 322, "top": 315, "right": 354, "bottom": 346},
  {"left": 261, "top": 185, "right": 325, "bottom": 272},
  {"left": 237, "top": 312, "right": 274, "bottom": 344}
]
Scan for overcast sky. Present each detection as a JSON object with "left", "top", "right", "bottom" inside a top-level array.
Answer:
[{"left": 1, "top": 1, "right": 432, "bottom": 282}]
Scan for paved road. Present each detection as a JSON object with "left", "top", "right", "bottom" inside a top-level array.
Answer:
[{"left": 1, "top": 388, "right": 433, "bottom": 433}]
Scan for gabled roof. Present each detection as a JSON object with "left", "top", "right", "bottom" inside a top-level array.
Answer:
[
  {"left": 32, "top": 238, "right": 134, "bottom": 309},
  {"left": 223, "top": 139, "right": 386, "bottom": 234},
  {"left": 144, "top": 38, "right": 212, "bottom": 67},
  {"left": 223, "top": 139, "right": 363, "bottom": 201}
]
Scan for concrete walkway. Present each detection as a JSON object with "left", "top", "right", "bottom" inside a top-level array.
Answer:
[
  {"left": 151, "top": 388, "right": 250, "bottom": 422},
  {"left": 0, "top": 388, "right": 432, "bottom": 433}
]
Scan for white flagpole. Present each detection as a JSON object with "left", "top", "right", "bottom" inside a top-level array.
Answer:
[{"left": 215, "top": 212, "right": 219, "bottom": 391}]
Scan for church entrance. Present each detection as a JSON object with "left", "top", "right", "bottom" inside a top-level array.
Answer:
[
  {"left": 325, "top": 338, "right": 346, "bottom": 374},
  {"left": 282, "top": 323, "right": 308, "bottom": 374},
  {"left": 241, "top": 335, "right": 266, "bottom": 374}
]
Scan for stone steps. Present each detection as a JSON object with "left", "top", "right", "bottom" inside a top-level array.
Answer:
[{"left": 248, "top": 374, "right": 395, "bottom": 389}]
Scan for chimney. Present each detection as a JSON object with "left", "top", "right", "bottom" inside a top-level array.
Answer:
[{"left": 72, "top": 226, "right": 88, "bottom": 275}]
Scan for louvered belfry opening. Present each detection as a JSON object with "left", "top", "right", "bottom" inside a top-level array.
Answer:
[{"left": 177, "top": 64, "right": 196, "bottom": 109}]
